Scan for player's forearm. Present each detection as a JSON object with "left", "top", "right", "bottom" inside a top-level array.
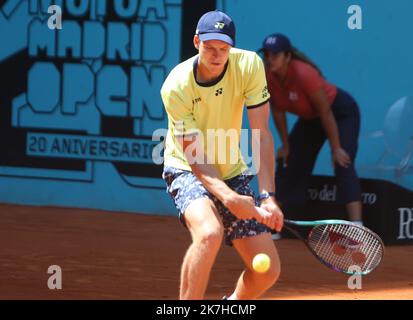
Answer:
[
  {"left": 255, "top": 129, "right": 276, "bottom": 193},
  {"left": 190, "top": 162, "right": 238, "bottom": 204},
  {"left": 180, "top": 135, "right": 238, "bottom": 204},
  {"left": 190, "top": 161, "right": 260, "bottom": 222}
]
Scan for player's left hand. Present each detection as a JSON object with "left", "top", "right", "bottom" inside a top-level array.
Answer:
[{"left": 259, "top": 198, "right": 284, "bottom": 232}]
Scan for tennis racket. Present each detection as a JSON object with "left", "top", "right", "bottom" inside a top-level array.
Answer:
[{"left": 282, "top": 219, "right": 385, "bottom": 275}]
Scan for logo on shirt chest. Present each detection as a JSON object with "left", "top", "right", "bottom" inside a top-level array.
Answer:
[
  {"left": 215, "top": 88, "right": 223, "bottom": 96},
  {"left": 192, "top": 97, "right": 202, "bottom": 105},
  {"left": 289, "top": 91, "right": 299, "bottom": 101}
]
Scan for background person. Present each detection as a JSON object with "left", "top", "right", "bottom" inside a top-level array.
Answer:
[{"left": 260, "top": 33, "right": 363, "bottom": 225}]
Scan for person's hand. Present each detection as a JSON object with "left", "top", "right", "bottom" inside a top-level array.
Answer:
[
  {"left": 257, "top": 198, "right": 284, "bottom": 232},
  {"left": 224, "top": 194, "right": 257, "bottom": 220},
  {"left": 276, "top": 145, "right": 289, "bottom": 167},
  {"left": 332, "top": 147, "right": 351, "bottom": 168}
]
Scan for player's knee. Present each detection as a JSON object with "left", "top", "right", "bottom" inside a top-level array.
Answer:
[
  {"left": 196, "top": 225, "right": 224, "bottom": 250},
  {"left": 255, "top": 260, "right": 280, "bottom": 285}
]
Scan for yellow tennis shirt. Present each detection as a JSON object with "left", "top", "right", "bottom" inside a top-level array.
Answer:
[{"left": 161, "top": 48, "right": 270, "bottom": 180}]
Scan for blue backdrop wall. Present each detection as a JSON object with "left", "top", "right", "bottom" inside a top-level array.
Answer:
[{"left": 1, "top": 0, "right": 412, "bottom": 216}]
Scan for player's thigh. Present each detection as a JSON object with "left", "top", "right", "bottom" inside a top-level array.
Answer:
[
  {"left": 184, "top": 197, "right": 224, "bottom": 243},
  {"left": 232, "top": 233, "right": 280, "bottom": 273}
]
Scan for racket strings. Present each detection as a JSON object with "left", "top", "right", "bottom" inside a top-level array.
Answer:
[
  {"left": 316, "top": 224, "right": 355, "bottom": 271},
  {"left": 311, "top": 225, "right": 355, "bottom": 272},
  {"left": 363, "top": 230, "right": 383, "bottom": 271},
  {"left": 308, "top": 224, "right": 384, "bottom": 274}
]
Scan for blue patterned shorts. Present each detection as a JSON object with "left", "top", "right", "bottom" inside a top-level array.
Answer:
[{"left": 162, "top": 166, "right": 272, "bottom": 246}]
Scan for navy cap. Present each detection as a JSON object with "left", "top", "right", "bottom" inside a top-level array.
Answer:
[
  {"left": 195, "top": 10, "right": 236, "bottom": 46},
  {"left": 260, "top": 33, "right": 291, "bottom": 54}
]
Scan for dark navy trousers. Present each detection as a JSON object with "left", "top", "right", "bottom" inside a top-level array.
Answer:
[{"left": 276, "top": 88, "right": 362, "bottom": 205}]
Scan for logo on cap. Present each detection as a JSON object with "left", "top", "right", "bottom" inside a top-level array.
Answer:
[
  {"left": 196, "top": 11, "right": 236, "bottom": 46},
  {"left": 261, "top": 33, "right": 291, "bottom": 53},
  {"left": 214, "top": 22, "right": 225, "bottom": 29},
  {"left": 266, "top": 37, "right": 277, "bottom": 45}
]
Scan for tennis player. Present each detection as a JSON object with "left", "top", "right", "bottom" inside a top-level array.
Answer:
[
  {"left": 260, "top": 33, "right": 363, "bottom": 225},
  {"left": 161, "top": 11, "right": 284, "bottom": 300}
]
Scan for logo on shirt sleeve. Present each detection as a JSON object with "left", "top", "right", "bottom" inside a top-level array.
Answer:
[{"left": 262, "top": 86, "right": 269, "bottom": 99}]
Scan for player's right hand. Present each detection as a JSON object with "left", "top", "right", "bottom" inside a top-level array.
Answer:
[
  {"left": 259, "top": 199, "right": 284, "bottom": 232},
  {"left": 224, "top": 194, "right": 257, "bottom": 221},
  {"left": 255, "top": 206, "right": 283, "bottom": 232},
  {"left": 224, "top": 194, "right": 284, "bottom": 231}
]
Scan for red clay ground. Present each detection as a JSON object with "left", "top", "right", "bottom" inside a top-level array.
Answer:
[{"left": 0, "top": 204, "right": 412, "bottom": 300}]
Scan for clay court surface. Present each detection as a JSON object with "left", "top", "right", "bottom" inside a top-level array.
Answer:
[{"left": 1, "top": 203, "right": 412, "bottom": 300}]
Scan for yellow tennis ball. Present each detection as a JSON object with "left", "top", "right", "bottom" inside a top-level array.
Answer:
[{"left": 252, "top": 253, "right": 271, "bottom": 273}]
